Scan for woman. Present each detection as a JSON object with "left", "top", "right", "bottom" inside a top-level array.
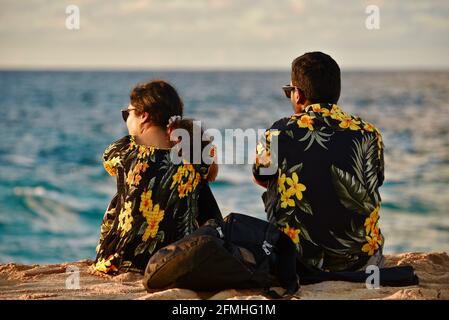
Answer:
[{"left": 94, "top": 80, "right": 221, "bottom": 274}]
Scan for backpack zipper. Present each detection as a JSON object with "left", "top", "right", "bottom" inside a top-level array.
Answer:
[
  {"left": 262, "top": 240, "right": 273, "bottom": 255},
  {"left": 216, "top": 226, "right": 224, "bottom": 238}
]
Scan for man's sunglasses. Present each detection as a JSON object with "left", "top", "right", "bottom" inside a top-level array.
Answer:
[
  {"left": 121, "top": 108, "right": 137, "bottom": 122},
  {"left": 282, "top": 85, "right": 299, "bottom": 99}
]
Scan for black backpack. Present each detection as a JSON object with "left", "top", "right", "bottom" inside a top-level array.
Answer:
[
  {"left": 143, "top": 212, "right": 419, "bottom": 296},
  {"left": 142, "top": 213, "right": 299, "bottom": 296}
]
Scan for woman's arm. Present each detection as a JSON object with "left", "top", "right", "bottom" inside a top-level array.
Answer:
[
  {"left": 95, "top": 194, "right": 119, "bottom": 254},
  {"left": 206, "top": 162, "right": 218, "bottom": 182},
  {"left": 196, "top": 183, "right": 223, "bottom": 225}
]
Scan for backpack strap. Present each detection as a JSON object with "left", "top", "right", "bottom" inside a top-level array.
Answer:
[{"left": 263, "top": 281, "right": 300, "bottom": 299}]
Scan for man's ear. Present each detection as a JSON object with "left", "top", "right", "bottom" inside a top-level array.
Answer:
[
  {"left": 296, "top": 89, "right": 307, "bottom": 105},
  {"left": 140, "top": 111, "right": 150, "bottom": 124}
]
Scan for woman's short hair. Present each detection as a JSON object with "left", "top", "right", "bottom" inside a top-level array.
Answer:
[{"left": 130, "top": 80, "right": 184, "bottom": 127}]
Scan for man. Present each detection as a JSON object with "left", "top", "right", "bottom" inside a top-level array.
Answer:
[{"left": 253, "top": 52, "right": 385, "bottom": 272}]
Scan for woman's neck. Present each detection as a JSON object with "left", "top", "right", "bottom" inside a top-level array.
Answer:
[{"left": 134, "top": 125, "right": 171, "bottom": 149}]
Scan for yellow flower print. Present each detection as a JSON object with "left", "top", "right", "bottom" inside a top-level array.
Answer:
[
  {"left": 126, "top": 161, "right": 149, "bottom": 187},
  {"left": 278, "top": 169, "right": 287, "bottom": 193},
  {"left": 142, "top": 203, "right": 165, "bottom": 241},
  {"left": 362, "top": 206, "right": 383, "bottom": 255},
  {"left": 139, "top": 190, "right": 153, "bottom": 213},
  {"left": 95, "top": 254, "right": 119, "bottom": 273},
  {"left": 134, "top": 174, "right": 142, "bottom": 186},
  {"left": 174, "top": 165, "right": 198, "bottom": 197},
  {"left": 178, "top": 183, "right": 187, "bottom": 199},
  {"left": 364, "top": 206, "right": 380, "bottom": 234},
  {"left": 363, "top": 121, "right": 376, "bottom": 132},
  {"left": 171, "top": 164, "right": 201, "bottom": 198},
  {"left": 362, "top": 235, "right": 380, "bottom": 256},
  {"left": 297, "top": 114, "right": 315, "bottom": 131},
  {"left": 339, "top": 117, "right": 361, "bottom": 131},
  {"left": 183, "top": 164, "right": 192, "bottom": 177},
  {"left": 286, "top": 172, "right": 307, "bottom": 201},
  {"left": 103, "top": 156, "right": 121, "bottom": 176},
  {"left": 137, "top": 145, "right": 155, "bottom": 159},
  {"left": 126, "top": 173, "right": 134, "bottom": 186},
  {"left": 330, "top": 104, "right": 341, "bottom": 112},
  {"left": 282, "top": 223, "right": 301, "bottom": 244},
  {"left": 128, "top": 136, "right": 137, "bottom": 151},
  {"left": 376, "top": 132, "right": 383, "bottom": 159},
  {"left": 280, "top": 189, "right": 295, "bottom": 208},
  {"left": 140, "top": 162, "right": 150, "bottom": 171},
  {"left": 265, "top": 130, "right": 280, "bottom": 143},
  {"left": 329, "top": 105, "right": 345, "bottom": 120},
  {"left": 170, "top": 166, "right": 185, "bottom": 189},
  {"left": 321, "top": 108, "right": 331, "bottom": 117},
  {"left": 118, "top": 201, "right": 133, "bottom": 237},
  {"left": 371, "top": 225, "right": 383, "bottom": 245},
  {"left": 311, "top": 104, "right": 322, "bottom": 113},
  {"left": 187, "top": 170, "right": 195, "bottom": 183},
  {"left": 185, "top": 179, "right": 193, "bottom": 194},
  {"left": 193, "top": 172, "right": 201, "bottom": 190},
  {"left": 139, "top": 190, "right": 165, "bottom": 241}
]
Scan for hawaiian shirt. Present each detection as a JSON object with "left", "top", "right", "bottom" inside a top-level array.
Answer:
[
  {"left": 253, "top": 103, "right": 385, "bottom": 272},
  {"left": 94, "top": 135, "right": 220, "bottom": 274}
]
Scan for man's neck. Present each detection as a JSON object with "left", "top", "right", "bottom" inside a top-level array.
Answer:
[{"left": 293, "top": 103, "right": 309, "bottom": 115}]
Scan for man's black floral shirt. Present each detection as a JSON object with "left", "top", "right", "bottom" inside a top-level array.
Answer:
[{"left": 253, "top": 103, "right": 385, "bottom": 272}]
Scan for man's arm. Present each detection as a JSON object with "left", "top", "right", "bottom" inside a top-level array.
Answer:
[
  {"left": 253, "top": 176, "right": 268, "bottom": 188},
  {"left": 377, "top": 132, "right": 385, "bottom": 187},
  {"left": 252, "top": 129, "right": 279, "bottom": 188}
]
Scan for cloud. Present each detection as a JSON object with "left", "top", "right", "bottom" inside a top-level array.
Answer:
[{"left": 0, "top": 0, "right": 447, "bottom": 69}]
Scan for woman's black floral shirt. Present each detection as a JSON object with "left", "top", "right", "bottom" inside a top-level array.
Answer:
[
  {"left": 94, "top": 135, "right": 216, "bottom": 274},
  {"left": 253, "top": 103, "right": 385, "bottom": 272}
]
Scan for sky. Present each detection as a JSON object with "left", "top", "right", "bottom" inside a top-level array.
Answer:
[{"left": 0, "top": 0, "right": 448, "bottom": 70}]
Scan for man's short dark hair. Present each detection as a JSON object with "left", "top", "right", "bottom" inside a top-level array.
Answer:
[{"left": 291, "top": 52, "right": 341, "bottom": 104}]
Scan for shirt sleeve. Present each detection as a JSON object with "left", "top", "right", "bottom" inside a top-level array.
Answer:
[
  {"left": 376, "top": 132, "right": 385, "bottom": 187},
  {"left": 95, "top": 193, "right": 119, "bottom": 254},
  {"left": 252, "top": 124, "right": 282, "bottom": 182},
  {"left": 102, "top": 136, "right": 131, "bottom": 176}
]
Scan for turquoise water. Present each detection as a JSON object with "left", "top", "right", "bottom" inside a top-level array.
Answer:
[{"left": 0, "top": 70, "right": 448, "bottom": 264}]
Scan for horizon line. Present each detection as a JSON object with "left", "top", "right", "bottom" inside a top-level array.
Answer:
[{"left": 1, "top": 66, "right": 449, "bottom": 73}]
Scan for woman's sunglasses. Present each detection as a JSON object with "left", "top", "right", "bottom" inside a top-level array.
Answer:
[
  {"left": 121, "top": 108, "right": 137, "bottom": 122},
  {"left": 282, "top": 85, "right": 299, "bottom": 99}
]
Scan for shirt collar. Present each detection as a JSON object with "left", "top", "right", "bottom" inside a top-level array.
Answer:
[{"left": 304, "top": 102, "right": 339, "bottom": 113}]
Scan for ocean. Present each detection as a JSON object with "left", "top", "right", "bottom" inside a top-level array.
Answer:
[{"left": 0, "top": 70, "right": 448, "bottom": 264}]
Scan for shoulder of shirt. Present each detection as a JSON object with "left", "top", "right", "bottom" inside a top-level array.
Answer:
[
  {"left": 112, "top": 135, "right": 132, "bottom": 146},
  {"left": 103, "top": 135, "right": 132, "bottom": 161},
  {"left": 268, "top": 117, "right": 291, "bottom": 131}
]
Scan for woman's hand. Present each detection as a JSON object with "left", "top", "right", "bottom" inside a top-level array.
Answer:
[{"left": 207, "top": 162, "right": 219, "bottom": 182}]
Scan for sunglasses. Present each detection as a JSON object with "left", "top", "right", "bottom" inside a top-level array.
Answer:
[
  {"left": 121, "top": 108, "right": 137, "bottom": 122},
  {"left": 282, "top": 85, "right": 299, "bottom": 99}
]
